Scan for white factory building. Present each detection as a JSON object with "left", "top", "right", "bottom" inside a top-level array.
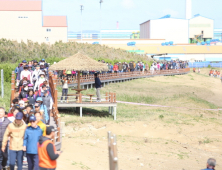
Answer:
[
  {"left": 140, "top": 17, "right": 189, "bottom": 44},
  {"left": 140, "top": 0, "right": 215, "bottom": 44},
  {"left": 0, "top": 0, "right": 67, "bottom": 44},
  {"left": 140, "top": 15, "right": 214, "bottom": 44}
]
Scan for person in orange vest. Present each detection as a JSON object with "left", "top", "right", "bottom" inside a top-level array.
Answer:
[
  {"left": 193, "top": 68, "right": 196, "bottom": 73},
  {"left": 38, "top": 126, "right": 61, "bottom": 170}
]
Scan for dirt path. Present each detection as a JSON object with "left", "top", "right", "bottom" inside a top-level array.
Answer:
[{"left": 58, "top": 121, "right": 222, "bottom": 170}]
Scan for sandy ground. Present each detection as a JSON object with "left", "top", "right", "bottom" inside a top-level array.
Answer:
[{"left": 57, "top": 69, "right": 222, "bottom": 170}]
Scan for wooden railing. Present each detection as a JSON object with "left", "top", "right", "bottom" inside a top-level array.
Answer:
[
  {"left": 48, "top": 72, "right": 61, "bottom": 144},
  {"left": 56, "top": 68, "right": 190, "bottom": 85},
  {"left": 59, "top": 92, "right": 117, "bottom": 103}
]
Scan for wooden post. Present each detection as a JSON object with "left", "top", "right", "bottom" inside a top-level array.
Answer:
[
  {"left": 106, "top": 92, "right": 108, "bottom": 102},
  {"left": 109, "top": 92, "right": 111, "bottom": 102},
  {"left": 111, "top": 93, "right": 113, "bottom": 103},
  {"left": 77, "top": 71, "right": 81, "bottom": 90},
  {"left": 114, "top": 93, "right": 116, "bottom": 103},
  {"left": 57, "top": 127, "right": 60, "bottom": 142},
  {"left": 55, "top": 89, "right": 58, "bottom": 108},
  {"left": 79, "top": 93, "right": 82, "bottom": 103}
]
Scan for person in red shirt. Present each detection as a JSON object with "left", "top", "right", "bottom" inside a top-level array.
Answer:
[{"left": 113, "top": 63, "right": 118, "bottom": 73}]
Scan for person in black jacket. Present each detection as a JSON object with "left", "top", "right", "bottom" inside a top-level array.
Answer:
[
  {"left": 94, "top": 73, "right": 102, "bottom": 102},
  {"left": 0, "top": 107, "right": 11, "bottom": 170},
  {"left": 18, "top": 84, "right": 29, "bottom": 100}
]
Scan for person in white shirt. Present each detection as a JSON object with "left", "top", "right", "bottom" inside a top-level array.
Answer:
[
  {"left": 34, "top": 72, "right": 46, "bottom": 91},
  {"left": 32, "top": 65, "right": 41, "bottom": 85},
  {"left": 20, "top": 65, "right": 32, "bottom": 84}
]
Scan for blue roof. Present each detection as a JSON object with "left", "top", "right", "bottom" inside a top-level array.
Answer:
[{"left": 190, "top": 15, "right": 214, "bottom": 21}]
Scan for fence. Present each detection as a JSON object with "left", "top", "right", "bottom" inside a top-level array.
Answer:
[
  {"left": 189, "top": 62, "right": 222, "bottom": 68},
  {"left": 58, "top": 92, "right": 116, "bottom": 103}
]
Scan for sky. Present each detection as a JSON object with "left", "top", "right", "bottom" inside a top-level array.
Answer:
[{"left": 42, "top": 0, "right": 222, "bottom": 32}]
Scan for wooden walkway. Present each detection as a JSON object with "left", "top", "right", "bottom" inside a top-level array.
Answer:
[{"left": 56, "top": 68, "right": 190, "bottom": 88}]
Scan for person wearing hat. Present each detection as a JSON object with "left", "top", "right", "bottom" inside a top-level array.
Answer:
[
  {"left": 33, "top": 60, "right": 38, "bottom": 67},
  {"left": 20, "top": 65, "right": 32, "bottom": 83},
  {"left": 2, "top": 112, "right": 26, "bottom": 170},
  {"left": 38, "top": 126, "right": 61, "bottom": 170},
  {"left": 23, "top": 116, "right": 42, "bottom": 170},
  {"left": 35, "top": 98, "right": 49, "bottom": 124},
  {"left": 17, "top": 60, "right": 27, "bottom": 81},
  {"left": 28, "top": 112, "right": 46, "bottom": 136},
  {"left": 34, "top": 72, "right": 46, "bottom": 91}
]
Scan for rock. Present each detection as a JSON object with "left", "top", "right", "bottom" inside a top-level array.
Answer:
[{"left": 140, "top": 163, "right": 144, "bottom": 167}]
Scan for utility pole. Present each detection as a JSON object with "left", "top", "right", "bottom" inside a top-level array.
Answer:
[
  {"left": 80, "top": 5, "right": 84, "bottom": 42},
  {"left": 99, "top": 0, "right": 103, "bottom": 44}
]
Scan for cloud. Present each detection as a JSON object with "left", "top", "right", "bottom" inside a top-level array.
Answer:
[
  {"left": 162, "top": 9, "right": 179, "bottom": 17},
  {"left": 121, "top": 0, "right": 135, "bottom": 9}
]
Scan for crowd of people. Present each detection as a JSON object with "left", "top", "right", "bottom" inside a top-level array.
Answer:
[
  {"left": 0, "top": 59, "right": 61, "bottom": 170},
  {"left": 209, "top": 70, "right": 221, "bottom": 78},
  {"left": 55, "top": 60, "right": 189, "bottom": 79}
]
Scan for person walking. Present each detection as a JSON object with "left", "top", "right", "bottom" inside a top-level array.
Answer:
[
  {"left": 23, "top": 116, "right": 42, "bottom": 170},
  {"left": 0, "top": 107, "right": 11, "bottom": 170},
  {"left": 60, "top": 78, "right": 68, "bottom": 103},
  {"left": 95, "top": 73, "right": 102, "bottom": 102},
  {"left": 28, "top": 112, "right": 46, "bottom": 136},
  {"left": 42, "top": 90, "right": 53, "bottom": 125},
  {"left": 38, "top": 126, "right": 61, "bottom": 170},
  {"left": 2, "top": 112, "right": 26, "bottom": 170}
]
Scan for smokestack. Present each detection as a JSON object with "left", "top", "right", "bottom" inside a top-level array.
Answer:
[
  {"left": 186, "top": 0, "right": 192, "bottom": 19},
  {"left": 116, "top": 21, "right": 119, "bottom": 29}
]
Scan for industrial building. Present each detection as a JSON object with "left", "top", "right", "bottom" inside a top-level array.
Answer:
[
  {"left": 140, "top": 14, "right": 214, "bottom": 44},
  {"left": 140, "top": 16, "right": 189, "bottom": 44},
  {"left": 189, "top": 15, "right": 214, "bottom": 43},
  {"left": 140, "top": 0, "right": 217, "bottom": 44},
  {"left": 0, "top": 0, "right": 67, "bottom": 44}
]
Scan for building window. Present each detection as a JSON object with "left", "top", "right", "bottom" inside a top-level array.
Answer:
[
  {"left": 18, "top": 16, "right": 28, "bottom": 18},
  {"left": 46, "top": 29, "right": 51, "bottom": 32},
  {"left": 45, "top": 37, "right": 49, "bottom": 41}
]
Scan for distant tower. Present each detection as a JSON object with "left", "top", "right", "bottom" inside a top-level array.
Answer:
[
  {"left": 186, "top": 0, "right": 192, "bottom": 19},
  {"left": 116, "top": 21, "right": 119, "bottom": 29}
]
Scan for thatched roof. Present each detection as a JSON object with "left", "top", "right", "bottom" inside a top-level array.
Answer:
[{"left": 49, "top": 52, "right": 108, "bottom": 71}]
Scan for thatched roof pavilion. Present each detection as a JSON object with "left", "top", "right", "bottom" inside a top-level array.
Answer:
[
  {"left": 49, "top": 52, "right": 108, "bottom": 71},
  {"left": 49, "top": 52, "right": 108, "bottom": 91}
]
